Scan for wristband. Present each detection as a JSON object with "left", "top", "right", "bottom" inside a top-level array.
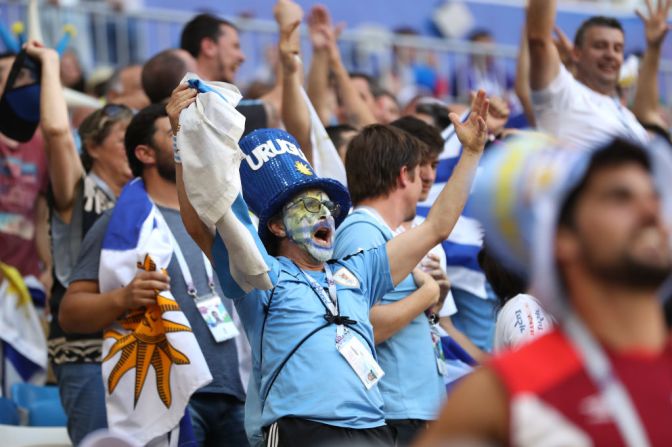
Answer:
[{"left": 172, "top": 135, "right": 181, "bottom": 164}]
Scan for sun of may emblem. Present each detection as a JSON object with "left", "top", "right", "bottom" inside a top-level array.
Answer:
[
  {"left": 103, "top": 254, "right": 192, "bottom": 408},
  {"left": 295, "top": 161, "right": 312, "bottom": 176}
]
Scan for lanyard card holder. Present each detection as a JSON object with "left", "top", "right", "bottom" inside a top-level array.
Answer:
[
  {"left": 298, "top": 262, "right": 385, "bottom": 390},
  {"left": 430, "top": 324, "right": 448, "bottom": 376},
  {"left": 337, "top": 332, "right": 385, "bottom": 389},
  {"left": 196, "top": 291, "right": 239, "bottom": 343},
  {"left": 163, "top": 218, "right": 239, "bottom": 343}
]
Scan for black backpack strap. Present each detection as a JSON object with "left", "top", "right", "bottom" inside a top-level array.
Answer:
[{"left": 261, "top": 322, "right": 331, "bottom": 405}]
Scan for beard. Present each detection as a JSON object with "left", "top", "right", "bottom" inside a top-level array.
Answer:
[
  {"left": 581, "top": 232, "right": 672, "bottom": 291},
  {"left": 156, "top": 152, "right": 176, "bottom": 183},
  {"left": 585, "top": 255, "right": 671, "bottom": 290}
]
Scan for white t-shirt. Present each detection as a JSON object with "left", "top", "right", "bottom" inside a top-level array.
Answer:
[
  {"left": 531, "top": 65, "right": 649, "bottom": 150},
  {"left": 494, "top": 294, "right": 552, "bottom": 352},
  {"left": 398, "top": 215, "right": 458, "bottom": 317}
]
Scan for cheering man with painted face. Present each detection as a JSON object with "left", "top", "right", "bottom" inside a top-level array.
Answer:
[{"left": 168, "top": 77, "right": 489, "bottom": 446}]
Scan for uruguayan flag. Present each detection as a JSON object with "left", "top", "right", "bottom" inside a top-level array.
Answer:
[
  {"left": 440, "top": 334, "right": 477, "bottom": 393},
  {"left": 99, "top": 179, "right": 211, "bottom": 446},
  {"left": 0, "top": 263, "right": 47, "bottom": 397},
  {"left": 417, "top": 113, "right": 488, "bottom": 299}
]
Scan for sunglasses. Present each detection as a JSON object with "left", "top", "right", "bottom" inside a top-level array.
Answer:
[
  {"left": 285, "top": 197, "right": 341, "bottom": 218},
  {"left": 80, "top": 103, "right": 133, "bottom": 139}
]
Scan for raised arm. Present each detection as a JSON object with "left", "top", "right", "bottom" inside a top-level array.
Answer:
[
  {"left": 25, "top": 40, "right": 84, "bottom": 221},
  {"left": 166, "top": 84, "right": 214, "bottom": 259},
  {"left": 274, "top": 0, "right": 314, "bottom": 164},
  {"left": 386, "top": 91, "right": 488, "bottom": 286},
  {"left": 514, "top": 26, "right": 536, "bottom": 127},
  {"left": 35, "top": 194, "right": 53, "bottom": 297},
  {"left": 327, "top": 22, "right": 377, "bottom": 127},
  {"left": 527, "top": 0, "right": 561, "bottom": 91},
  {"left": 307, "top": 5, "right": 339, "bottom": 126},
  {"left": 633, "top": 0, "right": 671, "bottom": 129}
]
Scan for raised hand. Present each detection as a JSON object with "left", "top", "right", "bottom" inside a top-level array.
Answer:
[
  {"left": 449, "top": 90, "right": 489, "bottom": 156},
  {"left": 421, "top": 253, "right": 451, "bottom": 312},
  {"left": 166, "top": 83, "right": 197, "bottom": 136},
  {"left": 307, "top": 5, "right": 331, "bottom": 50},
  {"left": 412, "top": 268, "right": 441, "bottom": 309},
  {"left": 637, "top": 0, "right": 672, "bottom": 48},
  {"left": 24, "top": 39, "right": 58, "bottom": 63},
  {"left": 553, "top": 26, "right": 574, "bottom": 70},
  {"left": 307, "top": 5, "right": 344, "bottom": 63},
  {"left": 278, "top": 20, "right": 302, "bottom": 75},
  {"left": 470, "top": 92, "right": 509, "bottom": 138},
  {"left": 273, "top": 0, "right": 304, "bottom": 35}
]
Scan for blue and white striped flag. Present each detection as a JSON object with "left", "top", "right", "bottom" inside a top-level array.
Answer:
[
  {"left": 440, "top": 334, "right": 477, "bottom": 393},
  {"left": 0, "top": 263, "right": 47, "bottom": 397},
  {"left": 99, "top": 178, "right": 211, "bottom": 445},
  {"left": 417, "top": 112, "right": 488, "bottom": 299}
]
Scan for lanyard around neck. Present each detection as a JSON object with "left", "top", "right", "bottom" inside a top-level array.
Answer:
[
  {"left": 296, "top": 262, "right": 338, "bottom": 315},
  {"left": 158, "top": 210, "right": 215, "bottom": 298},
  {"left": 564, "top": 313, "right": 650, "bottom": 447},
  {"left": 293, "top": 262, "right": 357, "bottom": 331}
]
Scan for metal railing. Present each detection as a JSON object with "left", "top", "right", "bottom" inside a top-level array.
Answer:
[{"left": 1, "top": 0, "right": 671, "bottom": 105}]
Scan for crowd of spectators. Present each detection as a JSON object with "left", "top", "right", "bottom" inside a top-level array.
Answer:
[{"left": 1, "top": 0, "right": 672, "bottom": 446}]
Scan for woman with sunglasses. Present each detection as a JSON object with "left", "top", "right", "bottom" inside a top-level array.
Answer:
[{"left": 26, "top": 41, "right": 134, "bottom": 445}]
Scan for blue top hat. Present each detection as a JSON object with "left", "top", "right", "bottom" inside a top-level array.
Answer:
[{"left": 238, "top": 128, "right": 351, "bottom": 246}]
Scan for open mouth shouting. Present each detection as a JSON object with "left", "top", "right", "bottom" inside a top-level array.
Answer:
[{"left": 312, "top": 221, "right": 334, "bottom": 248}]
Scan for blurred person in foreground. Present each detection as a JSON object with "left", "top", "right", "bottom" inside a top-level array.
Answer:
[{"left": 415, "top": 136, "right": 672, "bottom": 446}]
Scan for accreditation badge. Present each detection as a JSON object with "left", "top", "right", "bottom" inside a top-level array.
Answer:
[
  {"left": 337, "top": 332, "right": 385, "bottom": 389},
  {"left": 196, "top": 292, "right": 239, "bottom": 342}
]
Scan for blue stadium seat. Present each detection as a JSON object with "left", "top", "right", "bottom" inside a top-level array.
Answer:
[
  {"left": 10, "top": 384, "right": 67, "bottom": 427},
  {"left": 0, "top": 397, "right": 20, "bottom": 425}
]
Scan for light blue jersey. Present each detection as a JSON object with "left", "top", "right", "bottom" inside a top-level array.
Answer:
[
  {"left": 210, "top": 197, "right": 394, "bottom": 433},
  {"left": 334, "top": 209, "right": 445, "bottom": 421}
]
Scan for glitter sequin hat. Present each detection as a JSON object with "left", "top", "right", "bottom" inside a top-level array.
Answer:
[{"left": 238, "top": 128, "right": 351, "bottom": 245}]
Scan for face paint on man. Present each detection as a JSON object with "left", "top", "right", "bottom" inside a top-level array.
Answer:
[{"left": 282, "top": 189, "right": 337, "bottom": 263}]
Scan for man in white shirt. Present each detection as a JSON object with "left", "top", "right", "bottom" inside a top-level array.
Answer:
[{"left": 527, "top": 0, "right": 649, "bottom": 149}]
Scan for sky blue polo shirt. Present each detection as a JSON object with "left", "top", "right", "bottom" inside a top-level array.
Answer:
[
  {"left": 211, "top": 221, "right": 394, "bottom": 431},
  {"left": 334, "top": 209, "right": 445, "bottom": 421}
]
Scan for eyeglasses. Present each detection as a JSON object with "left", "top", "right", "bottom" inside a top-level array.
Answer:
[{"left": 286, "top": 197, "right": 341, "bottom": 218}]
